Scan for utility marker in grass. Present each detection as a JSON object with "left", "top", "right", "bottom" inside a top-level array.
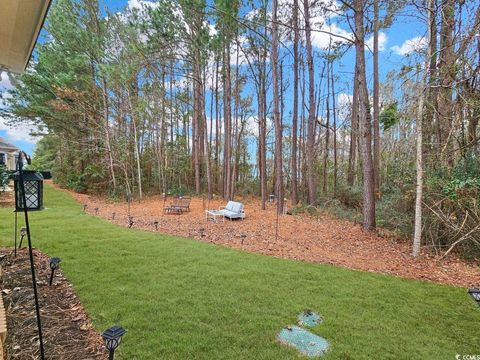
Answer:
[{"left": 468, "top": 288, "right": 480, "bottom": 306}]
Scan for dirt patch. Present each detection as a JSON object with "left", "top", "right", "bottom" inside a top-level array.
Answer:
[
  {"left": 59, "top": 185, "right": 479, "bottom": 287},
  {"left": 0, "top": 248, "right": 104, "bottom": 359}
]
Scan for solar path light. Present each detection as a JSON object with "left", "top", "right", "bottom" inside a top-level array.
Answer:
[
  {"left": 18, "top": 227, "right": 27, "bottom": 249},
  {"left": 49, "top": 257, "right": 61, "bottom": 286},
  {"left": 102, "top": 325, "right": 126, "bottom": 360}
]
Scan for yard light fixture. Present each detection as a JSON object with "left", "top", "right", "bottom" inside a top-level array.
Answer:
[
  {"left": 13, "top": 170, "right": 44, "bottom": 212},
  {"left": 241, "top": 233, "right": 246, "bottom": 245},
  {"left": 199, "top": 227, "right": 205, "bottom": 238},
  {"left": 49, "top": 257, "right": 61, "bottom": 286},
  {"left": 18, "top": 227, "right": 27, "bottom": 248},
  {"left": 128, "top": 216, "right": 134, "bottom": 228},
  {"left": 112, "top": 212, "right": 116, "bottom": 220},
  {"left": 94, "top": 207, "right": 99, "bottom": 215},
  {"left": 153, "top": 220, "right": 159, "bottom": 231},
  {"left": 468, "top": 288, "right": 480, "bottom": 306},
  {"left": 102, "top": 325, "right": 126, "bottom": 360}
]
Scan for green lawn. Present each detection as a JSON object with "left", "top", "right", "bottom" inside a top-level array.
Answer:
[{"left": 0, "top": 185, "right": 478, "bottom": 359}]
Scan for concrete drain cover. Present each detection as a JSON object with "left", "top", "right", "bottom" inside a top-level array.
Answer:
[
  {"left": 278, "top": 325, "right": 329, "bottom": 357},
  {"left": 298, "top": 310, "right": 322, "bottom": 327}
]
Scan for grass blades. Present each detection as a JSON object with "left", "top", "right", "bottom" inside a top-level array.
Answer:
[{"left": 0, "top": 184, "right": 478, "bottom": 359}]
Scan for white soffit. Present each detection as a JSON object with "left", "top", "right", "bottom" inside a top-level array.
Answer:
[{"left": 0, "top": 0, "right": 52, "bottom": 74}]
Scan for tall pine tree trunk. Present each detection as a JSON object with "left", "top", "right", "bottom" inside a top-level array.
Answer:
[
  {"left": 304, "top": 0, "right": 316, "bottom": 205},
  {"left": 223, "top": 45, "right": 232, "bottom": 200},
  {"left": 347, "top": 66, "right": 359, "bottom": 186},
  {"left": 373, "top": 0, "right": 380, "bottom": 196},
  {"left": 291, "top": 0, "right": 299, "bottom": 205},
  {"left": 413, "top": 0, "right": 433, "bottom": 257},
  {"left": 355, "top": 0, "right": 375, "bottom": 230},
  {"left": 272, "top": 0, "right": 283, "bottom": 214}
]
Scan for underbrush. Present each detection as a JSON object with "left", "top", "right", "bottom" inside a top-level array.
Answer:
[{"left": 306, "top": 155, "right": 480, "bottom": 260}]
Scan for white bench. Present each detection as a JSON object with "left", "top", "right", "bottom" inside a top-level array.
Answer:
[{"left": 219, "top": 201, "right": 245, "bottom": 220}]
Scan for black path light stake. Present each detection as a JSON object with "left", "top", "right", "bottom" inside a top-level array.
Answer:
[
  {"left": 240, "top": 233, "right": 246, "bottom": 245},
  {"left": 468, "top": 288, "right": 480, "bottom": 306},
  {"left": 128, "top": 215, "right": 134, "bottom": 228},
  {"left": 102, "top": 325, "right": 126, "bottom": 360},
  {"left": 112, "top": 212, "right": 116, "bottom": 220},
  {"left": 153, "top": 220, "right": 159, "bottom": 231},
  {"left": 13, "top": 151, "right": 46, "bottom": 359},
  {"left": 94, "top": 207, "right": 99, "bottom": 215},
  {"left": 199, "top": 227, "right": 205, "bottom": 238},
  {"left": 14, "top": 227, "right": 27, "bottom": 257},
  {"left": 19, "top": 227, "right": 27, "bottom": 248},
  {"left": 49, "top": 257, "right": 61, "bottom": 286}
]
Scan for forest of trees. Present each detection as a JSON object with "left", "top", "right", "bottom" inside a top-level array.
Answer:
[{"left": 3, "top": 0, "right": 480, "bottom": 258}]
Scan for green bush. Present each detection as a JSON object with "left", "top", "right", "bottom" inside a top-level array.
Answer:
[
  {"left": 0, "top": 164, "right": 9, "bottom": 191},
  {"left": 334, "top": 184, "right": 363, "bottom": 210}
]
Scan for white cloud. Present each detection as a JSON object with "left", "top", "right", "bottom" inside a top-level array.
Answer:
[
  {"left": 336, "top": 93, "right": 353, "bottom": 120},
  {"left": 245, "top": 115, "right": 273, "bottom": 137},
  {"left": 391, "top": 36, "right": 427, "bottom": 56},
  {"left": 230, "top": 35, "right": 250, "bottom": 66},
  {"left": 0, "top": 91, "right": 40, "bottom": 144},
  {"left": 305, "top": 0, "right": 352, "bottom": 49},
  {"left": 0, "top": 72, "right": 14, "bottom": 90},
  {"left": 127, "top": 0, "right": 159, "bottom": 11},
  {"left": 365, "top": 31, "right": 388, "bottom": 52},
  {"left": 207, "top": 23, "right": 217, "bottom": 37},
  {"left": 0, "top": 119, "right": 40, "bottom": 144},
  {"left": 311, "top": 22, "right": 353, "bottom": 49},
  {"left": 250, "top": 0, "right": 350, "bottom": 50},
  {"left": 164, "top": 77, "right": 189, "bottom": 90}
]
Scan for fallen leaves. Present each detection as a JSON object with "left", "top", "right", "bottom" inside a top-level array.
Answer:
[{"left": 62, "top": 186, "right": 480, "bottom": 287}]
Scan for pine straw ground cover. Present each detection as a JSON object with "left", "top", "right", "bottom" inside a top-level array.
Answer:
[
  {"left": 0, "top": 184, "right": 479, "bottom": 359},
  {"left": 66, "top": 186, "right": 479, "bottom": 287},
  {"left": 0, "top": 249, "right": 103, "bottom": 359}
]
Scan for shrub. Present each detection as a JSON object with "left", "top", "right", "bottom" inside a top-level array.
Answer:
[{"left": 0, "top": 164, "right": 9, "bottom": 191}]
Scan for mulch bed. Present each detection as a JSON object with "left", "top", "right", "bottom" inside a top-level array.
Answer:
[
  {"left": 60, "top": 186, "right": 480, "bottom": 288},
  {"left": 0, "top": 192, "right": 14, "bottom": 209},
  {"left": 0, "top": 248, "right": 104, "bottom": 359}
]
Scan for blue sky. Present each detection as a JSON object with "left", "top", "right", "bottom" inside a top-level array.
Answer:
[{"left": 0, "top": 0, "right": 428, "bottom": 156}]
